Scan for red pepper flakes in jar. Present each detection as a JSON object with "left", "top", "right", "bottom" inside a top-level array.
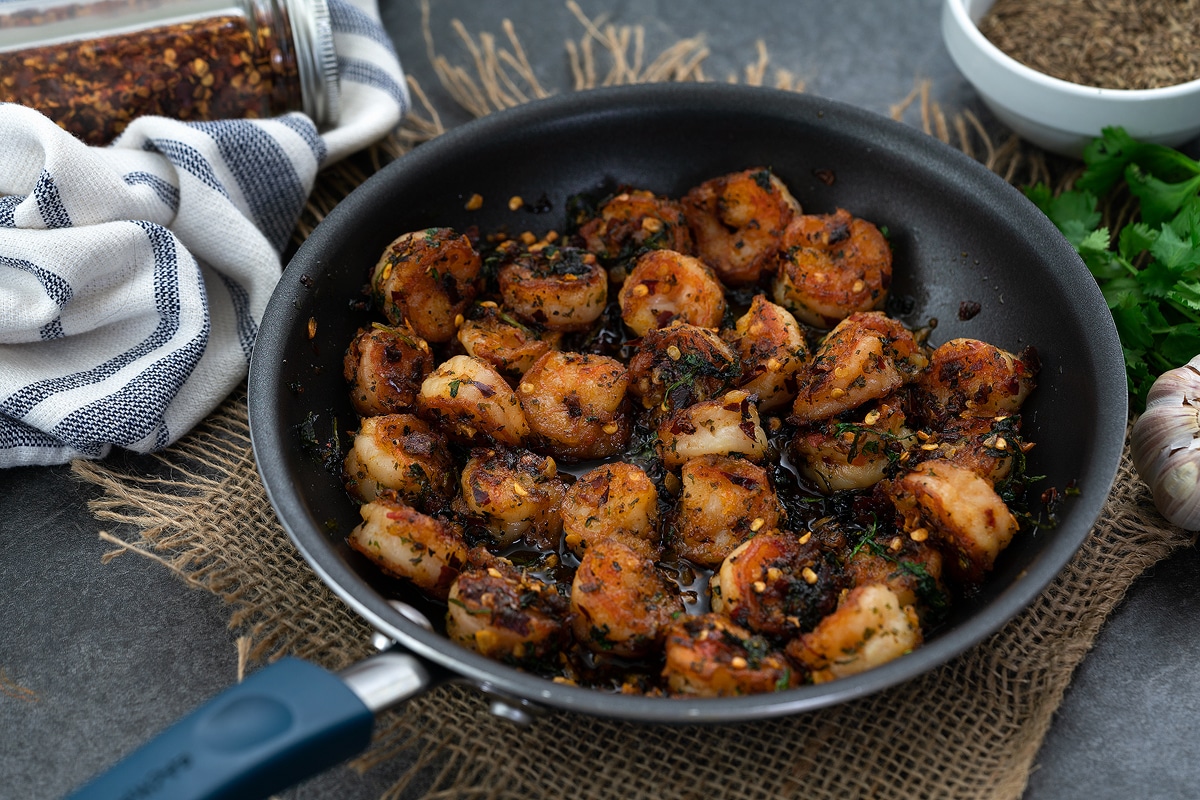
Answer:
[{"left": 0, "top": 0, "right": 339, "bottom": 146}]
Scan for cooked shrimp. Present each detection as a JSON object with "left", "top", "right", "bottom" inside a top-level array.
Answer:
[
  {"left": 343, "top": 323, "right": 435, "bottom": 417},
  {"left": 516, "top": 351, "right": 631, "bottom": 461},
  {"left": 791, "top": 311, "right": 928, "bottom": 422},
  {"left": 418, "top": 354, "right": 529, "bottom": 446},
  {"left": 723, "top": 295, "right": 808, "bottom": 412},
  {"left": 682, "top": 167, "right": 801, "bottom": 286},
  {"left": 457, "top": 302, "right": 562, "bottom": 378},
  {"left": 342, "top": 414, "right": 456, "bottom": 506},
  {"left": 372, "top": 228, "right": 483, "bottom": 344},
  {"left": 711, "top": 530, "right": 845, "bottom": 638},
  {"left": 347, "top": 496, "right": 467, "bottom": 601},
  {"left": 626, "top": 322, "right": 740, "bottom": 416},
  {"left": 662, "top": 613, "right": 798, "bottom": 696},
  {"left": 656, "top": 390, "right": 769, "bottom": 469},
  {"left": 447, "top": 556, "right": 569, "bottom": 664},
  {"left": 773, "top": 208, "right": 892, "bottom": 329},
  {"left": 912, "top": 338, "right": 1038, "bottom": 425},
  {"left": 570, "top": 537, "right": 684, "bottom": 658},
  {"left": 575, "top": 189, "right": 694, "bottom": 265},
  {"left": 911, "top": 415, "right": 1023, "bottom": 484},
  {"left": 618, "top": 249, "right": 726, "bottom": 337},
  {"left": 496, "top": 242, "right": 608, "bottom": 332},
  {"left": 786, "top": 584, "right": 922, "bottom": 683},
  {"left": 560, "top": 462, "right": 661, "bottom": 559},
  {"left": 670, "top": 454, "right": 784, "bottom": 567},
  {"left": 845, "top": 537, "right": 947, "bottom": 618},
  {"left": 456, "top": 447, "right": 567, "bottom": 548},
  {"left": 885, "top": 459, "right": 1019, "bottom": 584},
  {"left": 790, "top": 400, "right": 914, "bottom": 493}
]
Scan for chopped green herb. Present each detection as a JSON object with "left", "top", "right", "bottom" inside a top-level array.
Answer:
[
  {"left": 897, "top": 560, "right": 949, "bottom": 621},
  {"left": 498, "top": 310, "right": 532, "bottom": 333},
  {"left": 447, "top": 597, "right": 492, "bottom": 616},
  {"left": 847, "top": 518, "right": 883, "bottom": 560}
]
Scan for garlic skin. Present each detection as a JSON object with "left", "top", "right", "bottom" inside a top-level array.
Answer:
[{"left": 1130, "top": 355, "right": 1200, "bottom": 530}]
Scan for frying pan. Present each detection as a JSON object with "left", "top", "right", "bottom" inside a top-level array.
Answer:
[{"left": 69, "top": 83, "right": 1127, "bottom": 799}]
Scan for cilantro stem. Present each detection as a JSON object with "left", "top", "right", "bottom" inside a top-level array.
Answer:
[
  {"left": 1166, "top": 302, "right": 1200, "bottom": 325},
  {"left": 1149, "top": 350, "right": 1176, "bottom": 372}
]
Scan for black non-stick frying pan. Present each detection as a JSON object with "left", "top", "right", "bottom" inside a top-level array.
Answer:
[{"left": 70, "top": 83, "right": 1127, "bottom": 800}]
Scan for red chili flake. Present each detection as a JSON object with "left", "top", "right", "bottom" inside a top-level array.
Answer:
[
  {"left": 813, "top": 168, "right": 837, "bottom": 186},
  {"left": 721, "top": 471, "right": 759, "bottom": 490},
  {"left": 669, "top": 418, "right": 697, "bottom": 435},
  {"left": 0, "top": 4, "right": 301, "bottom": 145}
]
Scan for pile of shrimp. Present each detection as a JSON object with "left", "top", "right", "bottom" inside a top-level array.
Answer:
[{"left": 340, "top": 167, "right": 1040, "bottom": 696}]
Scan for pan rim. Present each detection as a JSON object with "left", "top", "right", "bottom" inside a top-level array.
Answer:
[{"left": 249, "top": 81, "right": 1127, "bottom": 723}]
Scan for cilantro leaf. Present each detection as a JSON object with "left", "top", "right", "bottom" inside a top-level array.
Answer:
[
  {"left": 1150, "top": 223, "right": 1200, "bottom": 274},
  {"left": 1108, "top": 294, "right": 1156, "bottom": 351},
  {"left": 1159, "top": 324, "right": 1200, "bottom": 365},
  {"left": 1122, "top": 346, "right": 1155, "bottom": 406},
  {"left": 1023, "top": 183, "right": 1100, "bottom": 238},
  {"left": 1027, "top": 127, "right": 1200, "bottom": 411},
  {"left": 1076, "top": 126, "right": 1149, "bottom": 196},
  {"left": 1138, "top": 257, "right": 1186, "bottom": 299},
  {"left": 1118, "top": 222, "right": 1157, "bottom": 261},
  {"left": 1166, "top": 281, "right": 1200, "bottom": 313},
  {"left": 1078, "top": 127, "right": 1200, "bottom": 196},
  {"left": 1127, "top": 164, "right": 1200, "bottom": 228},
  {"left": 1023, "top": 182, "right": 1053, "bottom": 212},
  {"left": 1076, "top": 227, "right": 1122, "bottom": 279}
]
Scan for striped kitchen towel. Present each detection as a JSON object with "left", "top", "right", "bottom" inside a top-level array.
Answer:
[{"left": 0, "top": 0, "right": 408, "bottom": 467}]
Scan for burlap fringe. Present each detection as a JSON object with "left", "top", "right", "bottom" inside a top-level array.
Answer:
[
  {"left": 69, "top": 5, "right": 1195, "bottom": 800},
  {"left": 0, "top": 668, "right": 40, "bottom": 703}
]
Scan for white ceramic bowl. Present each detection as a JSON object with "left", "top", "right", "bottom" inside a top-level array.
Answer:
[{"left": 942, "top": 0, "right": 1200, "bottom": 157}]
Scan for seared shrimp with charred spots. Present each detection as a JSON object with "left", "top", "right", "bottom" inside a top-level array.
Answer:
[
  {"left": 496, "top": 240, "right": 608, "bottom": 333},
  {"left": 574, "top": 188, "right": 694, "bottom": 267},
  {"left": 338, "top": 167, "right": 1044, "bottom": 697},
  {"left": 682, "top": 166, "right": 801, "bottom": 286},
  {"left": 372, "top": 227, "right": 483, "bottom": 344},
  {"left": 773, "top": 207, "right": 893, "bottom": 329}
]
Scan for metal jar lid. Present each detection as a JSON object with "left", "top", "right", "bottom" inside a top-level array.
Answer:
[{"left": 286, "top": 0, "right": 340, "bottom": 129}]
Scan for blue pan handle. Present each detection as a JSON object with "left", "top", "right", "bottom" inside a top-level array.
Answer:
[{"left": 67, "top": 650, "right": 437, "bottom": 800}]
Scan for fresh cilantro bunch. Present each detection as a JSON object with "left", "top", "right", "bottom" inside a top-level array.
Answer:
[{"left": 1024, "top": 127, "right": 1200, "bottom": 410}]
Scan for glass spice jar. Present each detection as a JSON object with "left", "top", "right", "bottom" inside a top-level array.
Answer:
[{"left": 0, "top": 0, "right": 340, "bottom": 146}]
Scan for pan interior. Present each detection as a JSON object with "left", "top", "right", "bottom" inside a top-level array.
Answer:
[{"left": 248, "top": 83, "right": 1126, "bottom": 722}]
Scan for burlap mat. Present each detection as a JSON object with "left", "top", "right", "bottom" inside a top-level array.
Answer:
[{"left": 70, "top": 8, "right": 1195, "bottom": 799}]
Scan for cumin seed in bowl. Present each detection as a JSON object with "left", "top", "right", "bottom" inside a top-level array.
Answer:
[
  {"left": 978, "top": 0, "right": 1200, "bottom": 91},
  {"left": 942, "top": 0, "right": 1200, "bottom": 156}
]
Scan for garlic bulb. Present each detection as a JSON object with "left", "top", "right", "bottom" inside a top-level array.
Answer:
[{"left": 1130, "top": 355, "right": 1200, "bottom": 529}]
